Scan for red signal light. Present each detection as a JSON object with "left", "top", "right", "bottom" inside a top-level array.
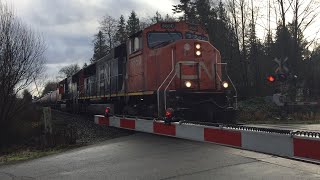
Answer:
[
  {"left": 267, "top": 75, "right": 275, "bottom": 82},
  {"left": 165, "top": 108, "right": 174, "bottom": 119},
  {"left": 105, "top": 107, "right": 110, "bottom": 117}
]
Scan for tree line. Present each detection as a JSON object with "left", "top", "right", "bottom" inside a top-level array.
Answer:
[
  {"left": 172, "top": 0, "right": 320, "bottom": 98},
  {"left": 90, "top": 11, "right": 175, "bottom": 63},
  {"left": 47, "top": 0, "right": 320, "bottom": 99},
  {"left": 90, "top": 0, "right": 320, "bottom": 99}
]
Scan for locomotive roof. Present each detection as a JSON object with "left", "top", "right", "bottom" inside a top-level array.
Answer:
[
  {"left": 143, "top": 21, "right": 207, "bottom": 35},
  {"left": 127, "top": 21, "right": 207, "bottom": 38}
]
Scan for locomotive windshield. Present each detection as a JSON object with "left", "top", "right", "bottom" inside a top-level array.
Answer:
[{"left": 148, "top": 32, "right": 182, "bottom": 48}]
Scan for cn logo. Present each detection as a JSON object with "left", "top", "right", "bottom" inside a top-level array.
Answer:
[{"left": 175, "top": 61, "right": 214, "bottom": 80}]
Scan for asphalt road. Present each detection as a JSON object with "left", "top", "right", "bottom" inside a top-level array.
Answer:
[{"left": 0, "top": 133, "right": 319, "bottom": 180}]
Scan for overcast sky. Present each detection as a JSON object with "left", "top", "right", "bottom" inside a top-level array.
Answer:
[
  {"left": 7, "top": 0, "right": 320, "bottom": 84},
  {"left": 10, "top": 0, "right": 176, "bottom": 81}
]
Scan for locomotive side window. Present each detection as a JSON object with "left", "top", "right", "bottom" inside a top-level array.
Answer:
[
  {"left": 134, "top": 37, "right": 140, "bottom": 51},
  {"left": 128, "top": 36, "right": 142, "bottom": 54},
  {"left": 147, "top": 32, "right": 182, "bottom": 48}
]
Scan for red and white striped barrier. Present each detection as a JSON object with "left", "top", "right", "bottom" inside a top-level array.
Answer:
[
  {"left": 95, "top": 115, "right": 320, "bottom": 164},
  {"left": 293, "top": 137, "right": 320, "bottom": 163},
  {"left": 94, "top": 115, "right": 109, "bottom": 126}
]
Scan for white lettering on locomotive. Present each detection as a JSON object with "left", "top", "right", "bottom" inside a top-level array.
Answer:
[{"left": 175, "top": 61, "right": 214, "bottom": 80}]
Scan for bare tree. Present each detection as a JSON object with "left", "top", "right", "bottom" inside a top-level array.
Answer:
[
  {"left": 227, "top": 0, "right": 240, "bottom": 44},
  {"left": 99, "top": 15, "right": 118, "bottom": 50},
  {"left": 290, "top": 0, "right": 320, "bottom": 69},
  {"left": 58, "top": 64, "right": 80, "bottom": 78},
  {"left": 0, "top": 1, "right": 45, "bottom": 144},
  {"left": 239, "top": 0, "right": 249, "bottom": 86},
  {"left": 139, "top": 18, "right": 152, "bottom": 30},
  {"left": 277, "top": 0, "right": 289, "bottom": 28},
  {"left": 227, "top": 0, "right": 249, "bottom": 87},
  {"left": 150, "top": 11, "right": 163, "bottom": 23}
]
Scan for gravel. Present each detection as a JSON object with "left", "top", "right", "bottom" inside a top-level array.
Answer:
[{"left": 51, "top": 110, "right": 134, "bottom": 145}]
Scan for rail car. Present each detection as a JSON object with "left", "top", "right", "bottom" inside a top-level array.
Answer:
[{"left": 42, "top": 21, "right": 238, "bottom": 123}]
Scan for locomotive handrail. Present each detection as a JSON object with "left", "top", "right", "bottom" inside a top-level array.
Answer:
[
  {"left": 216, "top": 62, "right": 238, "bottom": 110},
  {"left": 214, "top": 63, "right": 223, "bottom": 82},
  {"left": 157, "top": 49, "right": 175, "bottom": 117},
  {"left": 164, "top": 72, "right": 177, "bottom": 110},
  {"left": 224, "top": 64, "right": 238, "bottom": 110}
]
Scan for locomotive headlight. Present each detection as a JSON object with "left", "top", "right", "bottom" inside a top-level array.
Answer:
[
  {"left": 195, "top": 43, "right": 201, "bottom": 49},
  {"left": 185, "top": 81, "right": 192, "bottom": 88},
  {"left": 195, "top": 50, "right": 201, "bottom": 56},
  {"left": 222, "top": 81, "right": 229, "bottom": 88}
]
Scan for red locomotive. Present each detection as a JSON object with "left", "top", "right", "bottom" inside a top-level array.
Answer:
[{"left": 42, "top": 21, "right": 237, "bottom": 123}]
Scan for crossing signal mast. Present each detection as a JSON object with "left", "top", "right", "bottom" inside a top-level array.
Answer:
[
  {"left": 266, "top": 74, "right": 287, "bottom": 83},
  {"left": 267, "top": 57, "right": 289, "bottom": 83}
]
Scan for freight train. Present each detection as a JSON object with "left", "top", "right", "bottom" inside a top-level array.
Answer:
[{"left": 39, "top": 21, "right": 237, "bottom": 123}]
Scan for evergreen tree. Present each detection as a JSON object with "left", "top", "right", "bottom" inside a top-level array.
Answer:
[
  {"left": 273, "top": 24, "right": 293, "bottom": 64},
  {"left": 218, "top": 2, "right": 242, "bottom": 88},
  {"left": 126, "top": 11, "right": 140, "bottom": 35},
  {"left": 264, "top": 32, "right": 273, "bottom": 57},
  {"left": 308, "top": 45, "right": 320, "bottom": 94},
  {"left": 115, "top": 15, "right": 127, "bottom": 44},
  {"left": 92, "top": 30, "right": 108, "bottom": 63},
  {"left": 194, "top": 0, "right": 211, "bottom": 29},
  {"left": 22, "top": 89, "right": 33, "bottom": 102},
  {"left": 172, "top": 0, "right": 197, "bottom": 23},
  {"left": 248, "top": 8, "right": 259, "bottom": 92}
]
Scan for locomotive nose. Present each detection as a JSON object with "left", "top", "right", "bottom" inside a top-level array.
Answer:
[{"left": 176, "top": 39, "right": 216, "bottom": 90}]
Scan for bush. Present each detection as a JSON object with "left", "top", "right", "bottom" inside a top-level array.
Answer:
[
  {"left": 1, "top": 103, "right": 42, "bottom": 150},
  {"left": 237, "top": 97, "right": 280, "bottom": 122}
]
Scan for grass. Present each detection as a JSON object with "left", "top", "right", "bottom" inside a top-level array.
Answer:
[
  {"left": 236, "top": 97, "right": 320, "bottom": 124},
  {"left": 0, "top": 144, "right": 83, "bottom": 166}
]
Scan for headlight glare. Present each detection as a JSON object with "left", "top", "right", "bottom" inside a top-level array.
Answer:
[
  {"left": 185, "top": 81, "right": 192, "bottom": 88},
  {"left": 222, "top": 81, "right": 229, "bottom": 88}
]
